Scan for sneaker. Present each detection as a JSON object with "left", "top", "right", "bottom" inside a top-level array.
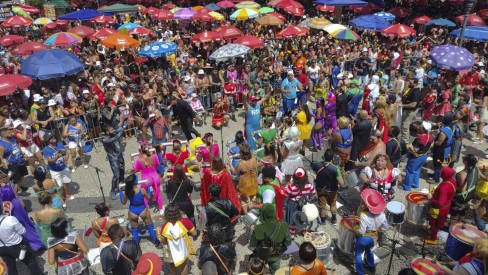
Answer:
[
  {"left": 299, "top": 149, "right": 305, "bottom": 156},
  {"left": 421, "top": 238, "right": 438, "bottom": 245},
  {"left": 110, "top": 191, "right": 117, "bottom": 200},
  {"left": 62, "top": 204, "right": 67, "bottom": 211},
  {"left": 83, "top": 164, "right": 88, "bottom": 169},
  {"left": 65, "top": 195, "right": 75, "bottom": 200},
  {"left": 71, "top": 168, "right": 76, "bottom": 173},
  {"left": 320, "top": 216, "right": 327, "bottom": 224}
]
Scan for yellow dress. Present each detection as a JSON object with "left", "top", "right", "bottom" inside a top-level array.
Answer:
[{"left": 296, "top": 111, "right": 311, "bottom": 140}]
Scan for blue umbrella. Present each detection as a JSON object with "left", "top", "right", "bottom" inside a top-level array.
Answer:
[
  {"left": 350, "top": 15, "right": 391, "bottom": 31},
  {"left": 205, "top": 3, "right": 221, "bottom": 11},
  {"left": 374, "top": 12, "right": 395, "bottom": 21},
  {"left": 425, "top": 18, "right": 456, "bottom": 27},
  {"left": 58, "top": 9, "right": 111, "bottom": 20},
  {"left": 21, "top": 49, "right": 84, "bottom": 80},
  {"left": 314, "top": 0, "right": 367, "bottom": 6},
  {"left": 449, "top": 26, "right": 488, "bottom": 42},
  {"left": 117, "top": 22, "right": 140, "bottom": 31},
  {"left": 138, "top": 42, "right": 177, "bottom": 58}
]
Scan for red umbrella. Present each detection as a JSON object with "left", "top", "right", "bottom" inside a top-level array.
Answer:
[
  {"left": 388, "top": 7, "right": 410, "bottom": 18},
  {"left": 217, "top": 0, "right": 235, "bottom": 9},
  {"left": 0, "top": 75, "right": 33, "bottom": 96},
  {"left": 90, "top": 15, "right": 115, "bottom": 24},
  {"left": 0, "top": 35, "right": 25, "bottom": 47},
  {"left": 17, "top": 4, "right": 40, "bottom": 14},
  {"left": 42, "top": 22, "right": 67, "bottom": 33},
  {"left": 455, "top": 14, "right": 486, "bottom": 26},
  {"left": 213, "top": 24, "right": 243, "bottom": 39},
  {"left": 68, "top": 26, "right": 95, "bottom": 38},
  {"left": 155, "top": 10, "right": 174, "bottom": 20},
  {"left": 128, "top": 27, "right": 154, "bottom": 36},
  {"left": 90, "top": 28, "right": 117, "bottom": 39},
  {"left": 190, "top": 31, "right": 222, "bottom": 43},
  {"left": 234, "top": 34, "right": 264, "bottom": 48},
  {"left": 381, "top": 23, "right": 416, "bottom": 38},
  {"left": 143, "top": 7, "right": 160, "bottom": 15},
  {"left": 283, "top": 6, "right": 304, "bottom": 16},
  {"left": 273, "top": 0, "right": 303, "bottom": 9},
  {"left": 11, "top": 41, "right": 49, "bottom": 56},
  {"left": 480, "top": 9, "right": 488, "bottom": 20},
  {"left": 269, "top": 12, "right": 286, "bottom": 21},
  {"left": 199, "top": 8, "right": 213, "bottom": 13},
  {"left": 316, "top": 5, "right": 334, "bottom": 12},
  {"left": 161, "top": 2, "right": 177, "bottom": 9},
  {"left": 191, "top": 12, "right": 215, "bottom": 22},
  {"left": 2, "top": 16, "right": 32, "bottom": 27},
  {"left": 350, "top": 2, "right": 378, "bottom": 14},
  {"left": 276, "top": 25, "right": 309, "bottom": 38},
  {"left": 412, "top": 15, "right": 432, "bottom": 25}
]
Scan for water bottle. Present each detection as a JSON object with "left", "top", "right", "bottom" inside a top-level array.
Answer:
[{"left": 18, "top": 244, "right": 27, "bottom": 260}]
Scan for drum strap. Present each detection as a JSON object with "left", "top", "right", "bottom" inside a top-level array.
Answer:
[{"left": 208, "top": 202, "right": 229, "bottom": 218}]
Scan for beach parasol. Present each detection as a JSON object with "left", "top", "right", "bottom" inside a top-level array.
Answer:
[
  {"left": 21, "top": 49, "right": 84, "bottom": 80},
  {"left": 0, "top": 35, "right": 25, "bottom": 47},
  {"left": 350, "top": 15, "right": 391, "bottom": 31},
  {"left": 217, "top": 0, "right": 235, "bottom": 9},
  {"left": 162, "top": 2, "right": 177, "bottom": 9},
  {"left": 45, "top": 32, "right": 82, "bottom": 46},
  {"left": 455, "top": 14, "right": 486, "bottom": 26},
  {"left": 191, "top": 31, "right": 222, "bottom": 43},
  {"left": 213, "top": 25, "right": 244, "bottom": 39},
  {"left": 259, "top": 7, "right": 274, "bottom": 14},
  {"left": 33, "top": 17, "right": 52, "bottom": 25},
  {"left": 412, "top": 16, "right": 432, "bottom": 25},
  {"left": 11, "top": 42, "right": 49, "bottom": 56},
  {"left": 90, "top": 15, "right": 115, "bottom": 24},
  {"left": 283, "top": 6, "right": 304, "bottom": 16},
  {"left": 307, "top": 17, "right": 331, "bottom": 29},
  {"left": 269, "top": 12, "right": 286, "bottom": 21},
  {"left": 0, "top": 74, "right": 32, "bottom": 96},
  {"left": 235, "top": 1, "right": 261, "bottom": 9},
  {"left": 90, "top": 28, "right": 117, "bottom": 40},
  {"left": 117, "top": 22, "right": 140, "bottom": 31},
  {"left": 330, "top": 28, "right": 360, "bottom": 40},
  {"left": 205, "top": 3, "right": 221, "bottom": 11},
  {"left": 276, "top": 25, "right": 309, "bottom": 38},
  {"left": 270, "top": 0, "right": 303, "bottom": 9},
  {"left": 210, "top": 44, "right": 251, "bottom": 61},
  {"left": 191, "top": 12, "right": 215, "bottom": 22},
  {"left": 143, "top": 7, "right": 160, "bottom": 15},
  {"left": 128, "top": 27, "right": 154, "bottom": 36},
  {"left": 374, "top": 11, "right": 395, "bottom": 21},
  {"left": 449, "top": 26, "right": 488, "bottom": 42},
  {"left": 430, "top": 45, "right": 475, "bottom": 71},
  {"left": 155, "top": 10, "right": 174, "bottom": 20},
  {"left": 208, "top": 11, "right": 225, "bottom": 21},
  {"left": 2, "top": 16, "right": 32, "bottom": 27},
  {"left": 323, "top": 23, "right": 347, "bottom": 34},
  {"left": 192, "top": 6, "right": 205, "bottom": 12},
  {"left": 173, "top": 8, "right": 197, "bottom": 20},
  {"left": 230, "top": 8, "right": 260, "bottom": 20},
  {"left": 381, "top": 23, "right": 416, "bottom": 37},
  {"left": 138, "top": 42, "right": 177, "bottom": 58},
  {"left": 425, "top": 18, "right": 456, "bottom": 27},
  {"left": 316, "top": 5, "right": 334, "bottom": 12},
  {"left": 256, "top": 14, "right": 284, "bottom": 25},
  {"left": 234, "top": 35, "right": 264, "bottom": 48},
  {"left": 68, "top": 26, "right": 95, "bottom": 38},
  {"left": 102, "top": 33, "right": 139, "bottom": 49},
  {"left": 388, "top": 7, "right": 410, "bottom": 18}
]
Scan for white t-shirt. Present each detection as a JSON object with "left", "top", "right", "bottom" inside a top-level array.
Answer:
[{"left": 307, "top": 65, "right": 320, "bottom": 79}]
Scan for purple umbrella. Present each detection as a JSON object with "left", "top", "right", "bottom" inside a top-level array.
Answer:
[
  {"left": 429, "top": 44, "right": 475, "bottom": 71},
  {"left": 173, "top": 8, "right": 197, "bottom": 20}
]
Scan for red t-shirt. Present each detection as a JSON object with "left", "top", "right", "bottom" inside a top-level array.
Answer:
[{"left": 224, "top": 83, "right": 236, "bottom": 94}]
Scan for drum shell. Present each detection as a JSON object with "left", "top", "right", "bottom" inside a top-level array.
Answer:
[
  {"left": 406, "top": 193, "right": 429, "bottom": 225},
  {"left": 317, "top": 247, "right": 333, "bottom": 266},
  {"left": 445, "top": 232, "right": 473, "bottom": 261},
  {"left": 444, "top": 222, "right": 488, "bottom": 261},
  {"left": 386, "top": 201, "right": 405, "bottom": 225},
  {"left": 242, "top": 209, "right": 260, "bottom": 229},
  {"left": 344, "top": 170, "right": 359, "bottom": 188},
  {"left": 337, "top": 216, "right": 359, "bottom": 254}
]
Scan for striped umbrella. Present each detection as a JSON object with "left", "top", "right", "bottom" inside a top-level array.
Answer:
[
  {"left": 308, "top": 17, "right": 331, "bottom": 30},
  {"left": 235, "top": 1, "right": 261, "bottom": 9},
  {"left": 33, "top": 17, "right": 52, "bottom": 25},
  {"left": 330, "top": 28, "right": 359, "bottom": 40},
  {"left": 323, "top": 24, "right": 347, "bottom": 34},
  {"left": 45, "top": 32, "right": 82, "bottom": 46},
  {"left": 208, "top": 11, "right": 225, "bottom": 21},
  {"left": 230, "top": 8, "right": 260, "bottom": 20}
]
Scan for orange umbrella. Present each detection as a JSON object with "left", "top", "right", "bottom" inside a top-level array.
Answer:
[
  {"left": 101, "top": 33, "right": 139, "bottom": 49},
  {"left": 256, "top": 14, "right": 284, "bottom": 25},
  {"left": 193, "top": 5, "right": 205, "bottom": 11}
]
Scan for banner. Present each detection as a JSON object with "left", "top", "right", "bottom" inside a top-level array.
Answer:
[{"left": 43, "top": 5, "right": 56, "bottom": 20}]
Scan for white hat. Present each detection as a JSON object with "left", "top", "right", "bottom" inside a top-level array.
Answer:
[
  {"left": 336, "top": 46, "right": 341, "bottom": 50},
  {"left": 105, "top": 68, "right": 112, "bottom": 72},
  {"left": 362, "top": 47, "right": 368, "bottom": 52},
  {"left": 191, "top": 93, "right": 198, "bottom": 98},
  {"left": 422, "top": 121, "right": 432, "bottom": 132},
  {"left": 184, "top": 75, "right": 191, "bottom": 82},
  {"left": 198, "top": 69, "right": 205, "bottom": 75},
  {"left": 287, "top": 70, "right": 294, "bottom": 76},
  {"left": 337, "top": 72, "right": 344, "bottom": 79},
  {"left": 107, "top": 83, "right": 115, "bottom": 87},
  {"left": 33, "top": 94, "right": 42, "bottom": 102},
  {"left": 48, "top": 99, "right": 56, "bottom": 106},
  {"left": 427, "top": 60, "right": 432, "bottom": 65},
  {"left": 393, "top": 52, "right": 400, "bottom": 59},
  {"left": 302, "top": 203, "right": 319, "bottom": 222},
  {"left": 12, "top": 120, "right": 23, "bottom": 129},
  {"left": 3, "top": 119, "right": 12, "bottom": 128},
  {"left": 348, "top": 73, "right": 353, "bottom": 79},
  {"left": 82, "top": 89, "right": 90, "bottom": 95}
]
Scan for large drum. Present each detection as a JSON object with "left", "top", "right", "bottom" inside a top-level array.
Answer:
[
  {"left": 344, "top": 170, "right": 359, "bottom": 188},
  {"left": 445, "top": 222, "right": 488, "bottom": 261},
  {"left": 410, "top": 257, "right": 443, "bottom": 275},
  {"left": 386, "top": 201, "right": 405, "bottom": 225},
  {"left": 241, "top": 209, "right": 260, "bottom": 229},
  {"left": 337, "top": 216, "right": 359, "bottom": 254},
  {"left": 406, "top": 192, "right": 430, "bottom": 225},
  {"left": 304, "top": 232, "right": 332, "bottom": 265}
]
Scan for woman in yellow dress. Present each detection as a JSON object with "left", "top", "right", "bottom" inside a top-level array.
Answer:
[{"left": 295, "top": 103, "right": 312, "bottom": 155}]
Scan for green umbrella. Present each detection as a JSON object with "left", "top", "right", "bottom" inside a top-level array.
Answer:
[
  {"left": 45, "top": 0, "right": 69, "bottom": 8},
  {"left": 11, "top": 7, "right": 32, "bottom": 19},
  {"left": 259, "top": 7, "right": 274, "bottom": 14},
  {"left": 98, "top": 4, "right": 139, "bottom": 13}
]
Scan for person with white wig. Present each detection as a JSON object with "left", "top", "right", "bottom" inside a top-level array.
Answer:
[{"left": 278, "top": 125, "right": 303, "bottom": 184}]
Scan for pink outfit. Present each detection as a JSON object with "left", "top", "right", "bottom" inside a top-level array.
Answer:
[
  {"left": 199, "top": 144, "right": 219, "bottom": 173},
  {"left": 190, "top": 99, "right": 204, "bottom": 111},
  {"left": 133, "top": 154, "right": 163, "bottom": 211}
]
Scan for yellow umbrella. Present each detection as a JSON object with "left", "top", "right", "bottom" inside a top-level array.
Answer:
[
  {"left": 33, "top": 17, "right": 53, "bottom": 25},
  {"left": 235, "top": 1, "right": 261, "bottom": 9},
  {"left": 230, "top": 8, "right": 260, "bottom": 21},
  {"left": 323, "top": 24, "right": 347, "bottom": 34},
  {"left": 170, "top": 7, "right": 182, "bottom": 13},
  {"left": 208, "top": 11, "right": 225, "bottom": 21},
  {"left": 308, "top": 17, "right": 331, "bottom": 30}
]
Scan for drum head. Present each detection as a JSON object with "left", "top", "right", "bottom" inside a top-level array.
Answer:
[
  {"left": 406, "top": 192, "right": 430, "bottom": 205},
  {"left": 449, "top": 222, "right": 488, "bottom": 245},
  {"left": 275, "top": 267, "right": 291, "bottom": 275},
  {"left": 386, "top": 201, "right": 406, "bottom": 214},
  {"left": 340, "top": 216, "right": 360, "bottom": 232},
  {"left": 410, "top": 257, "right": 442, "bottom": 275}
]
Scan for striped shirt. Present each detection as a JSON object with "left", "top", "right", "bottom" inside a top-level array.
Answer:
[{"left": 285, "top": 182, "right": 316, "bottom": 202}]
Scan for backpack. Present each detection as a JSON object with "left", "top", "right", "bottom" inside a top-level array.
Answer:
[{"left": 259, "top": 223, "right": 287, "bottom": 254}]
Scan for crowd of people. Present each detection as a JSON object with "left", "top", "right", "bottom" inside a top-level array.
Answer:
[{"left": 0, "top": 0, "right": 488, "bottom": 274}]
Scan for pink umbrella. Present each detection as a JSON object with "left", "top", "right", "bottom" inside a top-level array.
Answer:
[
  {"left": 191, "top": 31, "right": 222, "bottom": 43},
  {"left": 128, "top": 27, "right": 154, "bottom": 36},
  {"left": 234, "top": 34, "right": 264, "bottom": 48},
  {"left": 0, "top": 35, "right": 25, "bottom": 47},
  {"left": 90, "top": 28, "right": 117, "bottom": 40},
  {"left": 2, "top": 16, "right": 32, "bottom": 27},
  {"left": 161, "top": 2, "right": 177, "bottom": 9},
  {"left": 155, "top": 9, "right": 174, "bottom": 20},
  {"left": 144, "top": 7, "right": 160, "bottom": 15},
  {"left": 273, "top": 0, "right": 303, "bottom": 9},
  {"left": 412, "top": 15, "right": 432, "bottom": 25},
  {"left": 217, "top": 0, "right": 235, "bottom": 9},
  {"left": 455, "top": 14, "right": 486, "bottom": 26},
  {"left": 11, "top": 41, "right": 49, "bottom": 56},
  {"left": 213, "top": 24, "right": 243, "bottom": 39},
  {"left": 68, "top": 26, "right": 95, "bottom": 38},
  {"left": 0, "top": 75, "right": 32, "bottom": 96},
  {"left": 276, "top": 25, "right": 308, "bottom": 38}
]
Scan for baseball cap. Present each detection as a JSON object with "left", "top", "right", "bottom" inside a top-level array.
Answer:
[
  {"left": 422, "top": 121, "right": 432, "bottom": 132},
  {"left": 12, "top": 120, "right": 23, "bottom": 129},
  {"left": 82, "top": 90, "right": 90, "bottom": 95},
  {"left": 184, "top": 75, "right": 191, "bottom": 82},
  {"left": 33, "top": 94, "right": 42, "bottom": 102},
  {"left": 287, "top": 71, "right": 294, "bottom": 76}
]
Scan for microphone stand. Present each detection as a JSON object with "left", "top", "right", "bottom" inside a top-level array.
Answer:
[
  {"left": 87, "top": 163, "right": 106, "bottom": 203},
  {"left": 386, "top": 224, "right": 401, "bottom": 275}
]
